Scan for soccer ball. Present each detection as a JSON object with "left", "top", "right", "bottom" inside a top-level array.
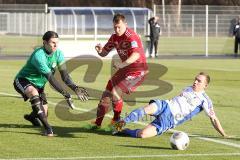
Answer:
[{"left": 170, "top": 132, "right": 190, "bottom": 150}]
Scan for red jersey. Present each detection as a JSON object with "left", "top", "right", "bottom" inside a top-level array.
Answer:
[{"left": 103, "top": 28, "right": 148, "bottom": 73}]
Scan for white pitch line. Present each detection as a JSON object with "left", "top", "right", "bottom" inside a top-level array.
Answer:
[
  {"left": 0, "top": 153, "right": 240, "bottom": 160},
  {"left": 198, "top": 137, "right": 240, "bottom": 148},
  {"left": 132, "top": 121, "right": 240, "bottom": 149},
  {"left": 1, "top": 92, "right": 240, "bottom": 149}
]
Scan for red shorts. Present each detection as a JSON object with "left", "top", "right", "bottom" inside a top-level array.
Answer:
[{"left": 105, "top": 70, "right": 146, "bottom": 94}]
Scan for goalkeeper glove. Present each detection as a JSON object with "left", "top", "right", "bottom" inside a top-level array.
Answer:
[
  {"left": 74, "top": 86, "right": 89, "bottom": 101},
  {"left": 62, "top": 91, "right": 75, "bottom": 109}
]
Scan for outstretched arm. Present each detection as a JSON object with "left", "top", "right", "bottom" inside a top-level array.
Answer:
[
  {"left": 59, "top": 64, "right": 88, "bottom": 101},
  {"left": 58, "top": 63, "right": 77, "bottom": 91},
  {"left": 209, "top": 115, "right": 227, "bottom": 137},
  {"left": 45, "top": 72, "right": 71, "bottom": 99},
  {"left": 46, "top": 72, "right": 77, "bottom": 109}
]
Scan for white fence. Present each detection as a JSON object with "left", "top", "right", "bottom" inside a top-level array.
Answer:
[
  {"left": 1, "top": 4, "right": 240, "bottom": 56},
  {"left": 152, "top": 5, "right": 240, "bottom": 56},
  {"left": 0, "top": 4, "right": 47, "bottom": 35},
  {"left": 154, "top": 5, "right": 240, "bottom": 37}
]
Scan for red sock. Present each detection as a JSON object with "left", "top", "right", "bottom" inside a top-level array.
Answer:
[
  {"left": 112, "top": 99, "right": 123, "bottom": 121},
  {"left": 95, "top": 104, "right": 108, "bottom": 126}
]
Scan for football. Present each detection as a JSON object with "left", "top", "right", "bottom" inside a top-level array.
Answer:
[{"left": 170, "top": 131, "right": 190, "bottom": 150}]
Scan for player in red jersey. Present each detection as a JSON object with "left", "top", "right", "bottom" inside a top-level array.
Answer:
[{"left": 92, "top": 13, "right": 148, "bottom": 128}]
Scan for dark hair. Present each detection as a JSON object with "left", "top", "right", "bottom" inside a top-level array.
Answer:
[
  {"left": 149, "top": 17, "right": 155, "bottom": 21},
  {"left": 42, "top": 31, "right": 58, "bottom": 41},
  {"left": 113, "top": 13, "right": 126, "bottom": 23},
  {"left": 199, "top": 72, "right": 210, "bottom": 84}
]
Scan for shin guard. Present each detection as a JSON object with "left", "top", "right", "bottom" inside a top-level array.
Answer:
[{"left": 30, "top": 95, "right": 52, "bottom": 133}]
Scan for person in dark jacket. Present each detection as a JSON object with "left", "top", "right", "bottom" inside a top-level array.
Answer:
[
  {"left": 148, "top": 16, "right": 161, "bottom": 58},
  {"left": 233, "top": 18, "right": 240, "bottom": 57}
]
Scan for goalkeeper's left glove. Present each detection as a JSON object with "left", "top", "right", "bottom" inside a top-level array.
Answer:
[{"left": 74, "top": 86, "right": 89, "bottom": 101}]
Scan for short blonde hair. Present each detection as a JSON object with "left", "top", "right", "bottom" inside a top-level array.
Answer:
[{"left": 199, "top": 72, "right": 210, "bottom": 84}]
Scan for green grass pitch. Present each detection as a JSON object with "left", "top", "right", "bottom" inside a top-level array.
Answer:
[
  {"left": 0, "top": 35, "right": 235, "bottom": 55},
  {"left": 0, "top": 58, "right": 239, "bottom": 159}
]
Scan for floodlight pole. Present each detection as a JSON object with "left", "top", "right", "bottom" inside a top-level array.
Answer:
[
  {"left": 205, "top": 5, "right": 208, "bottom": 57},
  {"left": 92, "top": 9, "right": 97, "bottom": 41},
  {"left": 19, "top": 13, "right": 22, "bottom": 36},
  {"left": 177, "top": 0, "right": 181, "bottom": 26},
  {"left": 162, "top": 0, "right": 166, "bottom": 27},
  {"left": 72, "top": 9, "right": 77, "bottom": 41},
  {"left": 45, "top": 3, "right": 48, "bottom": 32},
  {"left": 153, "top": 4, "right": 156, "bottom": 16},
  {"left": 130, "top": 10, "right": 137, "bottom": 32}
]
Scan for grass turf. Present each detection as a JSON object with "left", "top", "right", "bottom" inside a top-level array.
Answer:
[
  {"left": 0, "top": 59, "right": 239, "bottom": 159},
  {"left": 0, "top": 35, "right": 235, "bottom": 55}
]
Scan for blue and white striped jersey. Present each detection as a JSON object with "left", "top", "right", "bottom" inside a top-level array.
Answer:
[{"left": 166, "top": 86, "right": 215, "bottom": 127}]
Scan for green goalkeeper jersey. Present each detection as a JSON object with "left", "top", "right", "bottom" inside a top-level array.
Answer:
[{"left": 16, "top": 47, "right": 65, "bottom": 88}]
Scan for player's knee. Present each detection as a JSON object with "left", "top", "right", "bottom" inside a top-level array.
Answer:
[
  {"left": 137, "top": 130, "right": 153, "bottom": 138},
  {"left": 144, "top": 103, "right": 158, "bottom": 115},
  {"left": 25, "top": 86, "right": 38, "bottom": 97}
]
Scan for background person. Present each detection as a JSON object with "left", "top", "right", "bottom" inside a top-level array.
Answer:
[
  {"left": 13, "top": 31, "right": 88, "bottom": 136},
  {"left": 233, "top": 17, "right": 240, "bottom": 57},
  {"left": 148, "top": 16, "right": 161, "bottom": 58}
]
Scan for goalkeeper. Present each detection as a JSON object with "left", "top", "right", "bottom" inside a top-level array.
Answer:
[{"left": 13, "top": 31, "right": 88, "bottom": 137}]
